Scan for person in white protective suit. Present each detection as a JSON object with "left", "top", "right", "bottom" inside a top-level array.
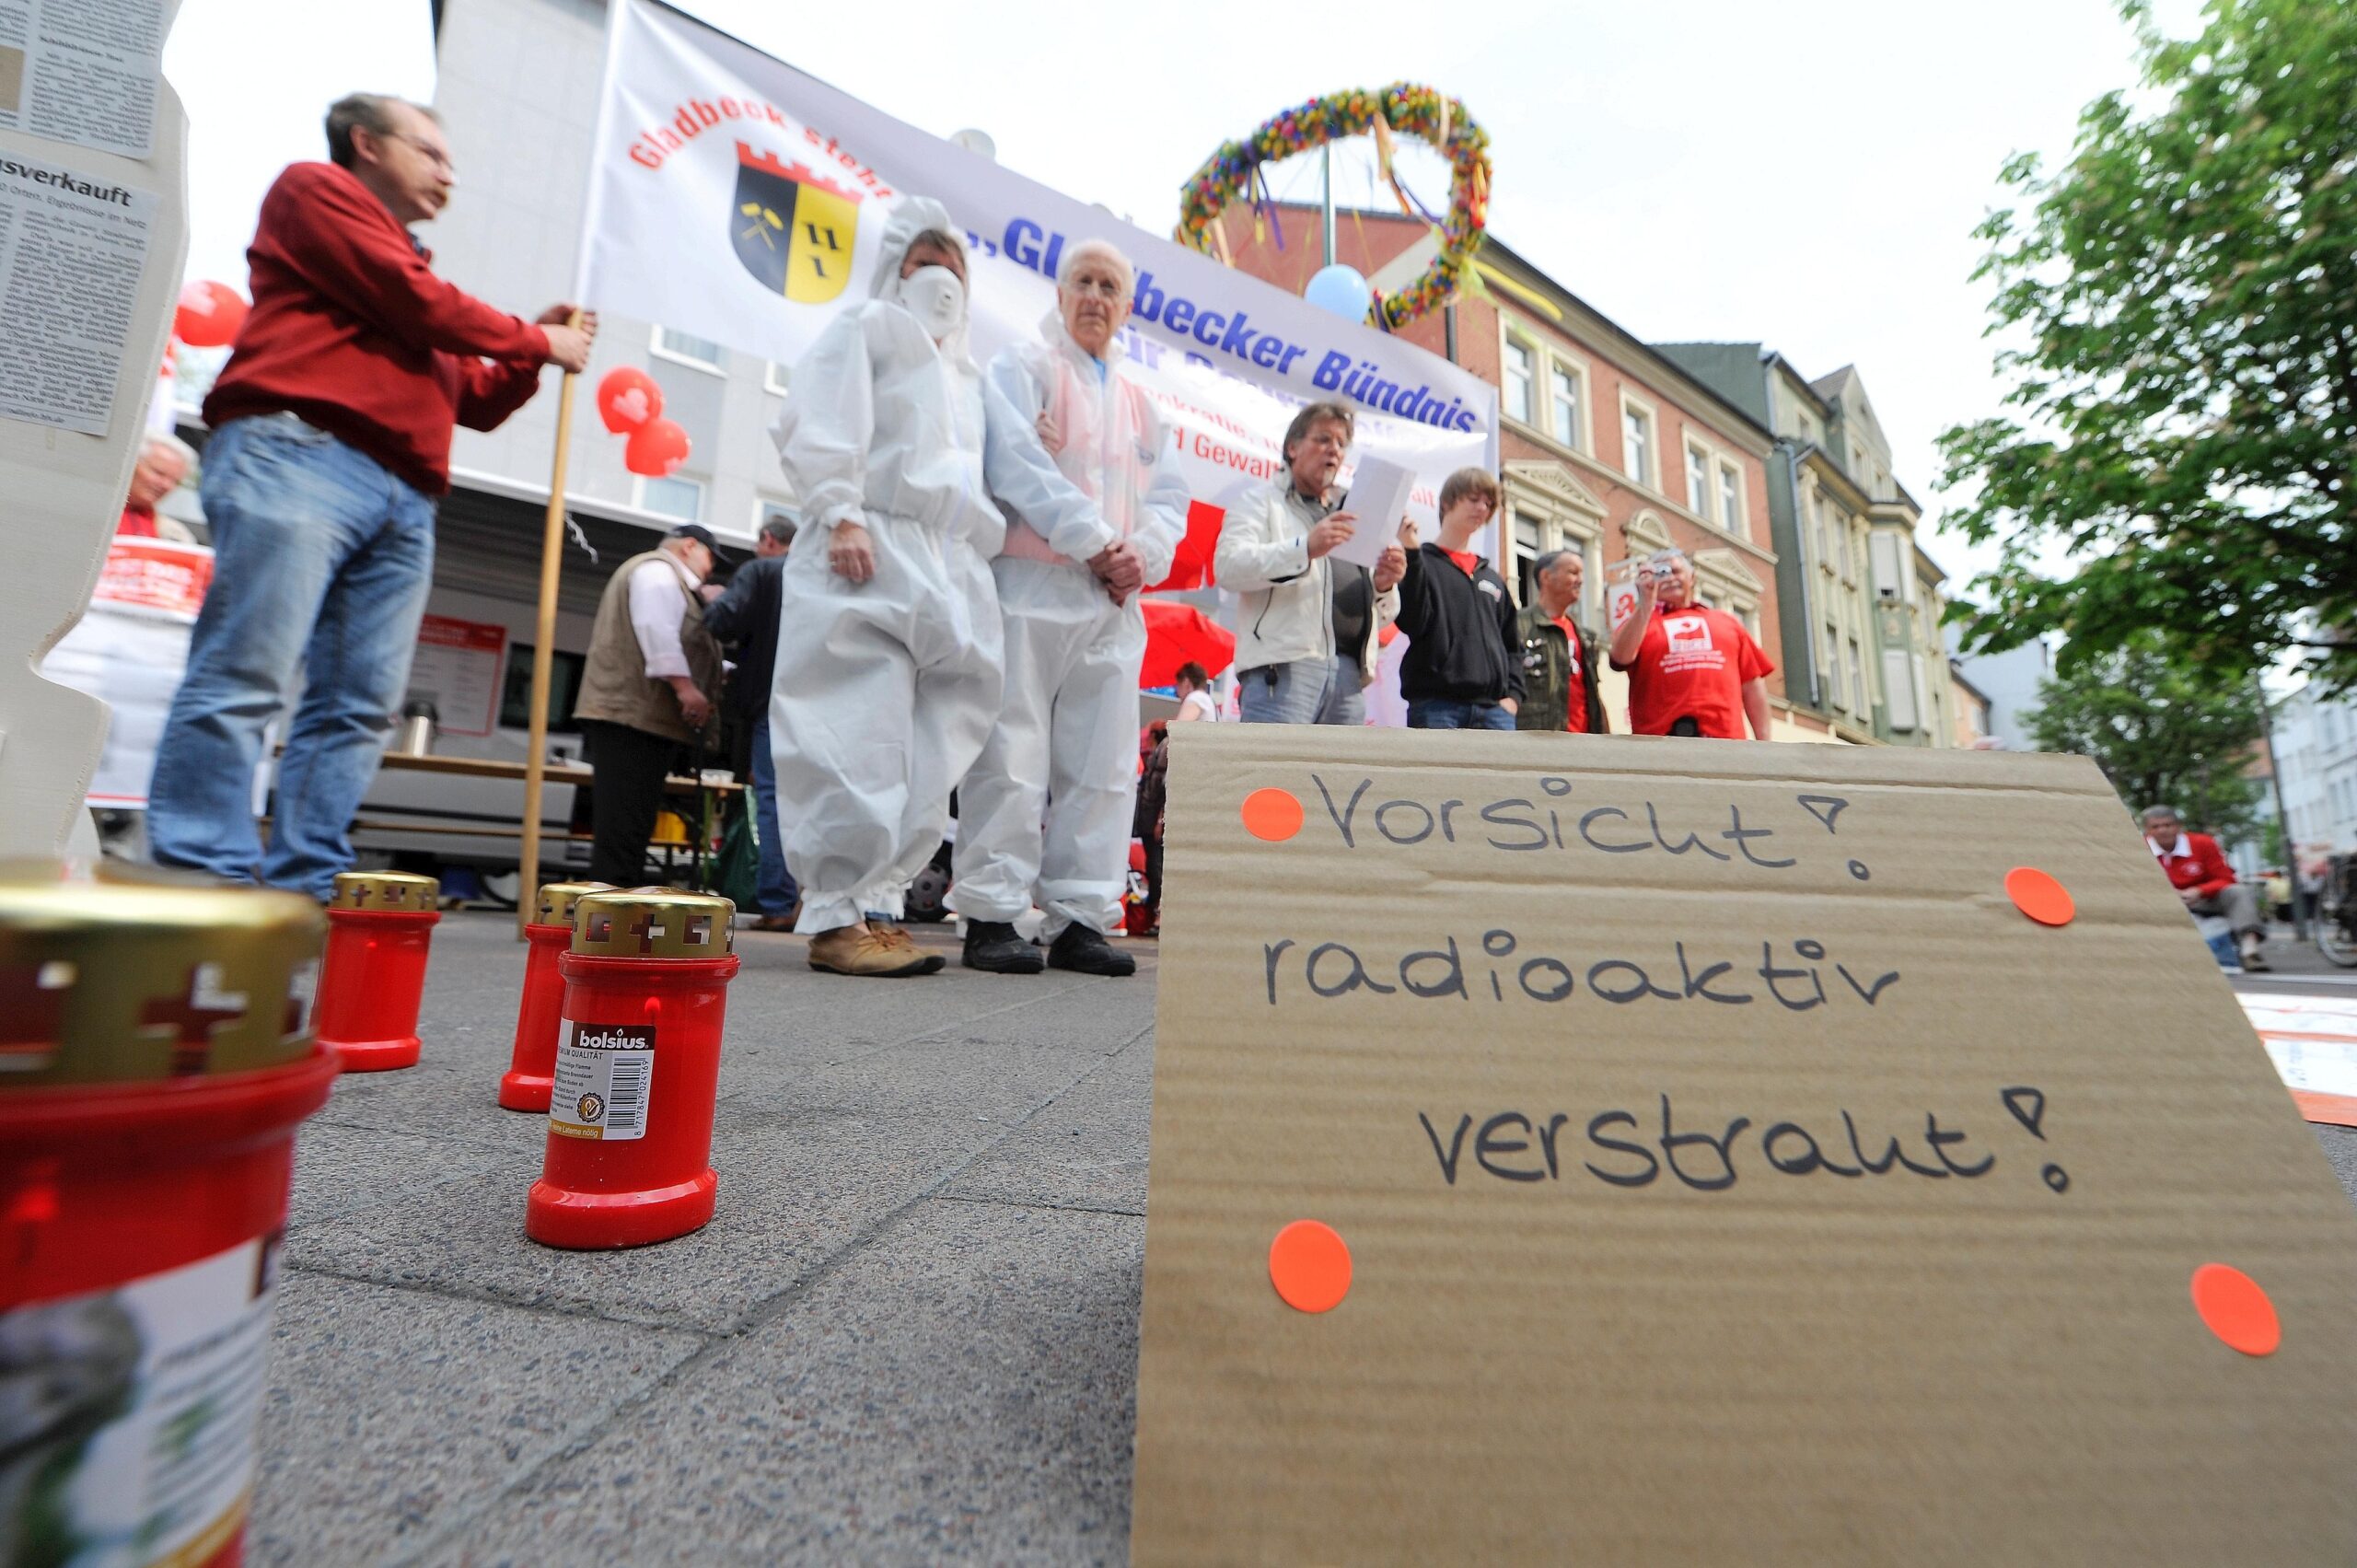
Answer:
[
  {"left": 955, "top": 238, "right": 1190, "bottom": 976},
  {"left": 767, "top": 197, "right": 1004, "bottom": 978}
]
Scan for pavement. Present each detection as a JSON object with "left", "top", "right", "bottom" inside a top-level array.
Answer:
[
  {"left": 255, "top": 908, "right": 2357, "bottom": 1565},
  {"left": 257, "top": 910, "right": 1155, "bottom": 1566}
]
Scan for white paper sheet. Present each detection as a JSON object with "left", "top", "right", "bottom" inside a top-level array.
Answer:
[{"left": 1330, "top": 455, "right": 1415, "bottom": 571}]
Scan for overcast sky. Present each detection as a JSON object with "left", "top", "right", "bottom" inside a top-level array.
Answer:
[{"left": 164, "top": 0, "right": 2203, "bottom": 596}]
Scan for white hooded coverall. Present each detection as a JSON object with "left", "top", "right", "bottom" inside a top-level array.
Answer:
[
  {"left": 768, "top": 198, "right": 1006, "bottom": 935},
  {"left": 953, "top": 310, "right": 1189, "bottom": 939}
]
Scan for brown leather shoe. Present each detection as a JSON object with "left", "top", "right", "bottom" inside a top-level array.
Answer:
[
  {"left": 750, "top": 914, "right": 797, "bottom": 933},
  {"left": 807, "top": 923, "right": 943, "bottom": 978}
]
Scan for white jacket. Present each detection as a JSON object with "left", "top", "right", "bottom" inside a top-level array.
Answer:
[
  {"left": 981, "top": 310, "right": 1189, "bottom": 583},
  {"left": 1213, "top": 481, "right": 1399, "bottom": 686}
]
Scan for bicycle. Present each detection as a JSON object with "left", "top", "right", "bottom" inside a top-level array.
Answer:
[{"left": 2316, "top": 854, "right": 2357, "bottom": 969}]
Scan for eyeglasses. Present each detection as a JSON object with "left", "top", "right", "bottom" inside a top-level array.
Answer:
[{"left": 381, "top": 130, "right": 457, "bottom": 176}]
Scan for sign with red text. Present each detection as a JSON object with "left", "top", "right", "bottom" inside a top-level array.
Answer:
[
  {"left": 1133, "top": 724, "right": 2357, "bottom": 1564},
  {"left": 404, "top": 614, "right": 507, "bottom": 738},
  {"left": 41, "top": 540, "right": 212, "bottom": 807}
]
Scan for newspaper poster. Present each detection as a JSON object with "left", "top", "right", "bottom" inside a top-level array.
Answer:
[
  {"left": 0, "top": 149, "right": 157, "bottom": 436},
  {"left": 0, "top": 0, "right": 165, "bottom": 158}
]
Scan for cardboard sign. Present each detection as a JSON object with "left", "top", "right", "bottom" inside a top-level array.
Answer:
[{"left": 1132, "top": 726, "right": 2357, "bottom": 1564}]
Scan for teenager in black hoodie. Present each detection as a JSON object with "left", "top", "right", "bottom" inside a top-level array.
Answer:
[{"left": 1392, "top": 468, "right": 1525, "bottom": 729}]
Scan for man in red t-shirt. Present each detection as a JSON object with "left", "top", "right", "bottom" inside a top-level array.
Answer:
[
  {"left": 147, "top": 93, "right": 594, "bottom": 899},
  {"left": 2142, "top": 804, "right": 2269, "bottom": 970},
  {"left": 1607, "top": 549, "right": 1773, "bottom": 738}
]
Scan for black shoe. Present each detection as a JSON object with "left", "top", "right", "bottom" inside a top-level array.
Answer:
[
  {"left": 963, "top": 920, "right": 1043, "bottom": 974},
  {"left": 1047, "top": 923, "right": 1135, "bottom": 977}
]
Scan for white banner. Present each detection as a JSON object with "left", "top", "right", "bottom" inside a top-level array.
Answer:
[{"left": 576, "top": 0, "right": 1498, "bottom": 580}]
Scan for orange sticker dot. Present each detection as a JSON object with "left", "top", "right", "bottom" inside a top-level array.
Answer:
[
  {"left": 2005, "top": 866, "right": 2075, "bottom": 926},
  {"left": 2191, "top": 1263, "right": 2280, "bottom": 1356},
  {"left": 1269, "top": 1219, "right": 1352, "bottom": 1313},
  {"left": 1241, "top": 787, "right": 1305, "bottom": 842}
]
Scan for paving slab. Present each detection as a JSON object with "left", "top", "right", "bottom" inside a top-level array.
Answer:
[
  {"left": 2314, "top": 1123, "right": 2357, "bottom": 1202},
  {"left": 283, "top": 913, "right": 1157, "bottom": 1332},
  {"left": 250, "top": 1270, "right": 706, "bottom": 1564},
  {"left": 940, "top": 1035, "right": 1155, "bottom": 1215},
  {"left": 422, "top": 1199, "right": 1142, "bottom": 1567},
  {"left": 287, "top": 1119, "right": 527, "bottom": 1230}
]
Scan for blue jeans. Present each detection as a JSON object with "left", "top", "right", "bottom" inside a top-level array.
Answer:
[
  {"left": 147, "top": 414, "right": 435, "bottom": 900},
  {"left": 1407, "top": 697, "right": 1515, "bottom": 730},
  {"left": 1237, "top": 654, "right": 1364, "bottom": 726},
  {"left": 747, "top": 714, "right": 799, "bottom": 915}
]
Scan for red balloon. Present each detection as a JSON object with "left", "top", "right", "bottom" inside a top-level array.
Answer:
[
  {"left": 596, "top": 366, "right": 663, "bottom": 435},
  {"left": 624, "top": 417, "right": 691, "bottom": 478},
  {"left": 174, "top": 280, "right": 249, "bottom": 348}
]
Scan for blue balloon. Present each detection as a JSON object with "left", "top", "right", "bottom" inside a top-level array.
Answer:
[{"left": 1303, "top": 263, "right": 1372, "bottom": 322}]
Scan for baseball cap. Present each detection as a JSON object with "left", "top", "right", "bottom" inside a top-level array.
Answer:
[{"left": 666, "top": 523, "right": 732, "bottom": 563}]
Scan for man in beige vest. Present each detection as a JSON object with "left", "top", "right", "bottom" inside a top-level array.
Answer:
[{"left": 573, "top": 524, "right": 725, "bottom": 886}]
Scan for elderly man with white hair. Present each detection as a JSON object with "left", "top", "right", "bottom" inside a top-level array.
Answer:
[{"left": 955, "top": 237, "right": 1190, "bottom": 977}]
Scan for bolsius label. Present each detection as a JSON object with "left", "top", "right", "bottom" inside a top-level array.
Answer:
[{"left": 549, "top": 1021, "right": 656, "bottom": 1141}]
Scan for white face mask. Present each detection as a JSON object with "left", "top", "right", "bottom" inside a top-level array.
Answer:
[{"left": 894, "top": 264, "right": 963, "bottom": 340}]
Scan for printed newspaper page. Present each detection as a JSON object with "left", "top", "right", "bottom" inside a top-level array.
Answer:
[
  {"left": 0, "top": 0, "right": 165, "bottom": 158},
  {"left": 0, "top": 149, "right": 157, "bottom": 436}
]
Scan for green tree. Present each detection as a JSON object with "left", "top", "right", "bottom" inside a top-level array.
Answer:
[
  {"left": 1938, "top": 0, "right": 2357, "bottom": 689},
  {"left": 2027, "top": 634, "right": 2268, "bottom": 842}
]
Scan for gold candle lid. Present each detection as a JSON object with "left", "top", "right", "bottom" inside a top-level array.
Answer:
[
  {"left": 571, "top": 888, "right": 736, "bottom": 958},
  {"left": 532, "top": 879, "right": 614, "bottom": 929},
  {"left": 0, "top": 862, "right": 326, "bottom": 1086},
  {"left": 327, "top": 870, "right": 439, "bottom": 912}
]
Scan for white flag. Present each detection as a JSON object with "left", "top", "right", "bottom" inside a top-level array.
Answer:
[{"left": 575, "top": 0, "right": 1499, "bottom": 553}]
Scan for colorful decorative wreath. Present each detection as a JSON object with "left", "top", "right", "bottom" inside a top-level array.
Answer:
[{"left": 1176, "top": 83, "right": 1492, "bottom": 331}]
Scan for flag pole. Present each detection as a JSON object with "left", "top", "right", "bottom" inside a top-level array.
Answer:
[{"left": 517, "top": 317, "right": 582, "bottom": 941}]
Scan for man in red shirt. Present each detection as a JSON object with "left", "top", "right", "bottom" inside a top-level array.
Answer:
[
  {"left": 2142, "top": 804, "right": 2270, "bottom": 970},
  {"left": 1514, "top": 547, "right": 1608, "bottom": 735},
  {"left": 1607, "top": 548, "right": 1773, "bottom": 738},
  {"left": 146, "top": 93, "right": 592, "bottom": 899}
]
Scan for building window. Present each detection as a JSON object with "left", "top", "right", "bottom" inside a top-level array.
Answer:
[
  {"left": 1513, "top": 513, "right": 1543, "bottom": 608},
  {"left": 1870, "top": 532, "right": 1907, "bottom": 601},
  {"left": 1621, "top": 403, "right": 1654, "bottom": 486},
  {"left": 764, "top": 360, "right": 792, "bottom": 396},
  {"left": 1848, "top": 638, "right": 1867, "bottom": 717},
  {"left": 1718, "top": 464, "right": 1742, "bottom": 532},
  {"left": 1687, "top": 445, "right": 1713, "bottom": 520},
  {"left": 1822, "top": 625, "right": 1844, "bottom": 709},
  {"left": 1840, "top": 523, "right": 1856, "bottom": 580},
  {"left": 652, "top": 326, "right": 724, "bottom": 370},
  {"left": 1504, "top": 337, "right": 1535, "bottom": 425},
  {"left": 638, "top": 474, "right": 703, "bottom": 521},
  {"left": 1883, "top": 648, "right": 1921, "bottom": 730},
  {"left": 496, "top": 645, "right": 585, "bottom": 734},
  {"left": 1550, "top": 363, "right": 1582, "bottom": 449}
]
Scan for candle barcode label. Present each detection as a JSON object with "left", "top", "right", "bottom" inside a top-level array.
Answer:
[{"left": 549, "top": 1021, "right": 656, "bottom": 1142}]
